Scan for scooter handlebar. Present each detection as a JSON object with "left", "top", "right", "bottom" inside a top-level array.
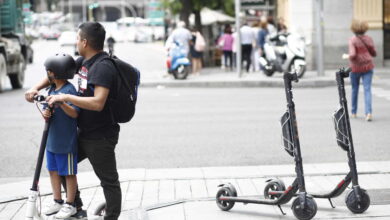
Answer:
[
  {"left": 33, "top": 95, "right": 46, "bottom": 102},
  {"left": 284, "top": 72, "right": 299, "bottom": 83},
  {"left": 339, "top": 67, "right": 352, "bottom": 78}
]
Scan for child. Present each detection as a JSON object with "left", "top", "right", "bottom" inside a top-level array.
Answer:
[{"left": 42, "top": 53, "right": 79, "bottom": 219}]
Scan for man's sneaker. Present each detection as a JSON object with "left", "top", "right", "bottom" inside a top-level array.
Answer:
[
  {"left": 366, "top": 114, "right": 372, "bottom": 122},
  {"left": 351, "top": 113, "right": 357, "bottom": 118},
  {"left": 71, "top": 209, "right": 88, "bottom": 219},
  {"left": 44, "top": 201, "right": 63, "bottom": 216},
  {"left": 55, "top": 203, "right": 77, "bottom": 219}
]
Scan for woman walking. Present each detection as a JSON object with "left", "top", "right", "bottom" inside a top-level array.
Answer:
[{"left": 343, "top": 19, "right": 376, "bottom": 121}]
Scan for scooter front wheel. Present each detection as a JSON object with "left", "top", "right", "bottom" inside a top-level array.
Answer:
[
  {"left": 291, "top": 196, "right": 317, "bottom": 220},
  {"left": 216, "top": 186, "right": 236, "bottom": 211},
  {"left": 345, "top": 188, "right": 370, "bottom": 213}
]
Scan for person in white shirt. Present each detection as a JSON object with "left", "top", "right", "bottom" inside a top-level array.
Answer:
[
  {"left": 240, "top": 23, "right": 256, "bottom": 72},
  {"left": 165, "top": 21, "right": 192, "bottom": 55}
]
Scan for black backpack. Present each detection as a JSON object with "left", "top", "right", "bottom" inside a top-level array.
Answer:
[{"left": 90, "top": 54, "right": 140, "bottom": 123}]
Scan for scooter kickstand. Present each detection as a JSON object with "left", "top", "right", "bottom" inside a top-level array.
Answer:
[
  {"left": 277, "top": 205, "right": 286, "bottom": 215},
  {"left": 328, "top": 198, "right": 336, "bottom": 208}
]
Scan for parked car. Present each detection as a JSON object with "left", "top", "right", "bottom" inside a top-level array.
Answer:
[{"left": 58, "top": 31, "right": 77, "bottom": 46}]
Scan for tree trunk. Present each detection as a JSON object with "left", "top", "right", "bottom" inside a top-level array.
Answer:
[
  {"left": 194, "top": 9, "right": 202, "bottom": 32},
  {"left": 179, "top": 0, "right": 192, "bottom": 27}
]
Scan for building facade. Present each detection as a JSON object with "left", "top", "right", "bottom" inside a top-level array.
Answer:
[{"left": 277, "top": 0, "right": 388, "bottom": 70}]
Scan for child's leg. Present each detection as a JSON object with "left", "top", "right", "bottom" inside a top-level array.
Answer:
[
  {"left": 65, "top": 175, "right": 77, "bottom": 204},
  {"left": 49, "top": 171, "right": 62, "bottom": 201}
]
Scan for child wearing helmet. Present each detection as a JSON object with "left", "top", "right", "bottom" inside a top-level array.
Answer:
[{"left": 42, "top": 53, "right": 80, "bottom": 219}]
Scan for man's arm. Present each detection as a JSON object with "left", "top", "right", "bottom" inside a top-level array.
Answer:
[
  {"left": 25, "top": 77, "right": 50, "bottom": 102},
  {"left": 47, "top": 86, "right": 109, "bottom": 112}
]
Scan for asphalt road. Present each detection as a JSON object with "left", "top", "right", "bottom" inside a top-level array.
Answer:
[{"left": 0, "top": 40, "right": 389, "bottom": 183}]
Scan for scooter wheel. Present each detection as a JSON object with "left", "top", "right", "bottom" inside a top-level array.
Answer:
[
  {"left": 291, "top": 196, "right": 317, "bottom": 220},
  {"left": 264, "top": 179, "right": 286, "bottom": 200},
  {"left": 93, "top": 202, "right": 106, "bottom": 216},
  {"left": 216, "top": 187, "right": 236, "bottom": 211},
  {"left": 345, "top": 188, "right": 370, "bottom": 213},
  {"left": 173, "top": 65, "right": 189, "bottom": 80}
]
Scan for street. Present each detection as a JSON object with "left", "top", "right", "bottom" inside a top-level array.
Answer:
[{"left": 0, "top": 40, "right": 389, "bottom": 183}]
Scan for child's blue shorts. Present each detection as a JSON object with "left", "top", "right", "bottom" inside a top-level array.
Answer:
[{"left": 46, "top": 150, "right": 77, "bottom": 176}]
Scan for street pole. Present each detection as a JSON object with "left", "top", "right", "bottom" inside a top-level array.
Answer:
[
  {"left": 68, "top": 0, "right": 73, "bottom": 27},
  {"left": 235, "top": 0, "right": 242, "bottom": 77},
  {"left": 315, "top": 0, "right": 324, "bottom": 76},
  {"left": 82, "top": 0, "right": 87, "bottom": 22}
]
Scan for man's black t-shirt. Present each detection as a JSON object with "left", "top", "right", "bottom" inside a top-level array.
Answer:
[{"left": 76, "top": 52, "right": 119, "bottom": 139}]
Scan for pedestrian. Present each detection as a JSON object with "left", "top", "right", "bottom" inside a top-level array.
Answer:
[
  {"left": 106, "top": 34, "right": 116, "bottom": 56},
  {"left": 190, "top": 28, "right": 205, "bottom": 75},
  {"left": 277, "top": 17, "right": 288, "bottom": 34},
  {"left": 258, "top": 19, "right": 269, "bottom": 57},
  {"left": 217, "top": 24, "right": 234, "bottom": 70},
  {"left": 25, "top": 21, "right": 123, "bottom": 220},
  {"left": 165, "top": 21, "right": 192, "bottom": 55},
  {"left": 342, "top": 19, "right": 377, "bottom": 121},
  {"left": 42, "top": 54, "right": 79, "bottom": 219},
  {"left": 240, "top": 22, "right": 256, "bottom": 72}
]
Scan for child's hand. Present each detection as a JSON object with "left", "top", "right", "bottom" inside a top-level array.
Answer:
[{"left": 43, "top": 109, "right": 52, "bottom": 119}]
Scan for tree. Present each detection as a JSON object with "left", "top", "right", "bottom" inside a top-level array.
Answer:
[{"left": 161, "top": 0, "right": 234, "bottom": 31}]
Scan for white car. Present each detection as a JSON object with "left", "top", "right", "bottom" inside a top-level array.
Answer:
[{"left": 58, "top": 31, "right": 77, "bottom": 46}]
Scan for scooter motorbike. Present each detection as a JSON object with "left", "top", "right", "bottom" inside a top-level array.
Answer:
[
  {"left": 264, "top": 68, "right": 370, "bottom": 214},
  {"left": 216, "top": 72, "right": 317, "bottom": 220},
  {"left": 25, "top": 95, "right": 90, "bottom": 220},
  {"left": 166, "top": 41, "right": 191, "bottom": 80},
  {"left": 259, "top": 33, "right": 306, "bottom": 78}
]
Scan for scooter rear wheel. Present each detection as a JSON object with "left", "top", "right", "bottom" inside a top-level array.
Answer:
[
  {"left": 263, "top": 179, "right": 286, "bottom": 200},
  {"left": 173, "top": 65, "right": 189, "bottom": 80},
  {"left": 216, "top": 187, "right": 236, "bottom": 211},
  {"left": 345, "top": 188, "right": 370, "bottom": 213},
  {"left": 291, "top": 196, "right": 317, "bottom": 220}
]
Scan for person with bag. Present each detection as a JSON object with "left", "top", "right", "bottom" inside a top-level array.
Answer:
[
  {"left": 342, "top": 19, "right": 376, "bottom": 121},
  {"left": 25, "top": 22, "right": 136, "bottom": 220},
  {"left": 190, "top": 28, "right": 205, "bottom": 75},
  {"left": 218, "top": 24, "right": 234, "bottom": 70}
]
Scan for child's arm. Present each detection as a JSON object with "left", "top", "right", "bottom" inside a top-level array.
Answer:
[{"left": 60, "top": 103, "right": 78, "bottom": 118}]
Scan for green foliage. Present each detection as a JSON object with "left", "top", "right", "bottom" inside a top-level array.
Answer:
[{"left": 160, "top": 0, "right": 235, "bottom": 16}]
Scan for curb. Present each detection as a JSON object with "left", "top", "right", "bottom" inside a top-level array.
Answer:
[{"left": 139, "top": 78, "right": 336, "bottom": 88}]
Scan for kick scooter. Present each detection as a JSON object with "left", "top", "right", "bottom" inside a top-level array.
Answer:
[
  {"left": 25, "top": 95, "right": 90, "bottom": 220},
  {"left": 216, "top": 72, "right": 317, "bottom": 220},
  {"left": 264, "top": 68, "right": 370, "bottom": 214}
]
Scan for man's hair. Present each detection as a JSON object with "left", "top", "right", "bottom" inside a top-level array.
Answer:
[{"left": 78, "top": 22, "right": 106, "bottom": 50}]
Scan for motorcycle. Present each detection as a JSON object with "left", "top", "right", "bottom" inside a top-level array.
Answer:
[
  {"left": 166, "top": 41, "right": 191, "bottom": 80},
  {"left": 259, "top": 33, "right": 306, "bottom": 78}
]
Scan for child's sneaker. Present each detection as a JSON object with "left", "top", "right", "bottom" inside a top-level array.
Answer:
[
  {"left": 55, "top": 203, "right": 77, "bottom": 219},
  {"left": 44, "top": 200, "right": 63, "bottom": 216}
]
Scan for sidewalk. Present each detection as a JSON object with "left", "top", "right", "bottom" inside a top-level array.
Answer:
[
  {"left": 139, "top": 67, "right": 389, "bottom": 88},
  {"left": 1, "top": 161, "right": 390, "bottom": 219}
]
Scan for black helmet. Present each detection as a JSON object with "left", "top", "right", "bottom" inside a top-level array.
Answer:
[{"left": 44, "top": 53, "right": 76, "bottom": 79}]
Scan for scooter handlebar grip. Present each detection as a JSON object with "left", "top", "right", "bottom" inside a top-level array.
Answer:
[
  {"left": 33, "top": 95, "right": 46, "bottom": 102},
  {"left": 340, "top": 67, "right": 351, "bottom": 78}
]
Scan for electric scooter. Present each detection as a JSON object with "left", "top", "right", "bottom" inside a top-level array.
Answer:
[
  {"left": 264, "top": 68, "right": 370, "bottom": 214},
  {"left": 216, "top": 72, "right": 317, "bottom": 220},
  {"left": 25, "top": 95, "right": 91, "bottom": 220}
]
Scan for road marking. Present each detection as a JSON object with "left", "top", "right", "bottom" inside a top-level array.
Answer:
[{"left": 373, "top": 87, "right": 390, "bottom": 101}]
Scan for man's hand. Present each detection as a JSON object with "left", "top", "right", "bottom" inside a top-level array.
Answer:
[
  {"left": 46, "top": 94, "right": 67, "bottom": 106},
  {"left": 342, "top": 53, "right": 349, "bottom": 60},
  {"left": 25, "top": 89, "right": 39, "bottom": 103}
]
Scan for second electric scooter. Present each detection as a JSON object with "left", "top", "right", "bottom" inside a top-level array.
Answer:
[
  {"left": 264, "top": 68, "right": 370, "bottom": 214},
  {"left": 216, "top": 72, "right": 317, "bottom": 220}
]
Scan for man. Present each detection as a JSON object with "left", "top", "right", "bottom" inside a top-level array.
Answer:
[
  {"left": 165, "top": 21, "right": 192, "bottom": 55},
  {"left": 25, "top": 22, "right": 122, "bottom": 220},
  {"left": 240, "top": 22, "right": 256, "bottom": 72}
]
